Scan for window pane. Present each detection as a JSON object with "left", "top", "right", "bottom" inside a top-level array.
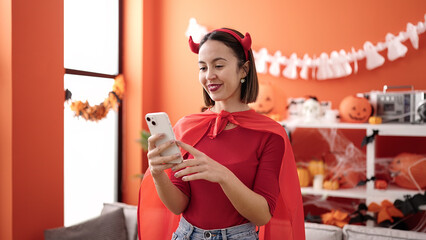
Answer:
[
  {"left": 64, "top": 0, "right": 119, "bottom": 75},
  {"left": 64, "top": 74, "right": 118, "bottom": 226}
]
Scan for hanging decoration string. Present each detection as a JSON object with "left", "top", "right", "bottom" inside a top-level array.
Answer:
[
  {"left": 64, "top": 74, "right": 125, "bottom": 121},
  {"left": 185, "top": 15, "right": 426, "bottom": 80}
]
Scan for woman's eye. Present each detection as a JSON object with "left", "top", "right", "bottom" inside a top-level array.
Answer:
[
  {"left": 215, "top": 65, "right": 223, "bottom": 69},
  {"left": 199, "top": 66, "right": 206, "bottom": 71}
]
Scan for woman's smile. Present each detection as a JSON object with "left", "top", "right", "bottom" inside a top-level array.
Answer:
[{"left": 207, "top": 83, "right": 223, "bottom": 92}]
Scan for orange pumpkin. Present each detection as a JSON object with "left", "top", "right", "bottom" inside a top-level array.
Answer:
[
  {"left": 308, "top": 159, "right": 326, "bottom": 176},
  {"left": 297, "top": 167, "right": 311, "bottom": 187},
  {"left": 339, "top": 96, "right": 372, "bottom": 123},
  {"left": 249, "top": 81, "right": 285, "bottom": 121},
  {"left": 323, "top": 180, "right": 339, "bottom": 190},
  {"left": 389, "top": 153, "right": 426, "bottom": 190}
]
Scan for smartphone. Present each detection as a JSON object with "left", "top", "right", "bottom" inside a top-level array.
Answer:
[{"left": 145, "top": 112, "right": 183, "bottom": 164}]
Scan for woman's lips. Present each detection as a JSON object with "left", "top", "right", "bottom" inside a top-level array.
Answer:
[{"left": 207, "top": 84, "right": 222, "bottom": 92}]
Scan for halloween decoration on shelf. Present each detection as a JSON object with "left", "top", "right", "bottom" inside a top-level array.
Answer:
[
  {"left": 321, "top": 209, "right": 350, "bottom": 228},
  {"left": 357, "top": 176, "right": 376, "bottom": 186},
  {"left": 67, "top": 75, "right": 125, "bottom": 121},
  {"left": 286, "top": 97, "right": 335, "bottom": 124},
  {"left": 368, "top": 116, "right": 383, "bottom": 124},
  {"left": 297, "top": 167, "right": 311, "bottom": 187},
  {"left": 394, "top": 192, "right": 426, "bottom": 216},
  {"left": 368, "top": 200, "right": 404, "bottom": 224},
  {"left": 249, "top": 80, "right": 285, "bottom": 121},
  {"left": 361, "top": 130, "right": 379, "bottom": 147},
  {"left": 349, "top": 203, "right": 375, "bottom": 224},
  {"left": 323, "top": 180, "right": 339, "bottom": 190},
  {"left": 389, "top": 153, "right": 426, "bottom": 190},
  {"left": 308, "top": 159, "right": 327, "bottom": 176},
  {"left": 339, "top": 95, "right": 372, "bottom": 123},
  {"left": 186, "top": 15, "right": 426, "bottom": 80},
  {"left": 302, "top": 97, "right": 322, "bottom": 123}
]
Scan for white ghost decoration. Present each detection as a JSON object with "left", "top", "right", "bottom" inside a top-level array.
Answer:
[
  {"left": 316, "top": 52, "right": 334, "bottom": 80},
  {"left": 330, "top": 51, "right": 346, "bottom": 78},
  {"left": 406, "top": 23, "right": 419, "bottom": 49},
  {"left": 269, "top": 51, "right": 284, "bottom": 77},
  {"left": 282, "top": 53, "right": 298, "bottom": 79},
  {"left": 300, "top": 54, "right": 312, "bottom": 80},
  {"left": 386, "top": 33, "right": 408, "bottom": 61},
  {"left": 351, "top": 47, "right": 358, "bottom": 74},
  {"left": 364, "top": 41, "right": 385, "bottom": 70},
  {"left": 185, "top": 18, "right": 207, "bottom": 42},
  {"left": 253, "top": 48, "right": 269, "bottom": 74},
  {"left": 339, "top": 49, "right": 352, "bottom": 76}
]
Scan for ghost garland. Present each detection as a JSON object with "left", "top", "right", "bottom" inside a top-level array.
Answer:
[
  {"left": 65, "top": 75, "right": 125, "bottom": 121},
  {"left": 186, "top": 15, "right": 426, "bottom": 80}
]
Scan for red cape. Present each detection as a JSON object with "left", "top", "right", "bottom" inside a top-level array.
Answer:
[{"left": 138, "top": 109, "right": 305, "bottom": 240}]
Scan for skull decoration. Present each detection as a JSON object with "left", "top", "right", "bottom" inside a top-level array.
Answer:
[{"left": 302, "top": 97, "right": 321, "bottom": 122}]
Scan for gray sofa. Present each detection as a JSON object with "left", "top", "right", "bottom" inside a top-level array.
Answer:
[{"left": 45, "top": 202, "right": 426, "bottom": 240}]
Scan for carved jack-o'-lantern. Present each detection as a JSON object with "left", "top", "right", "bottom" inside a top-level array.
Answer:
[
  {"left": 249, "top": 81, "right": 285, "bottom": 121},
  {"left": 389, "top": 153, "right": 426, "bottom": 190},
  {"left": 339, "top": 96, "right": 372, "bottom": 123},
  {"left": 250, "top": 82, "right": 275, "bottom": 115}
]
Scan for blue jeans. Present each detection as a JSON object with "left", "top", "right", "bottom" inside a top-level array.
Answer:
[{"left": 171, "top": 217, "right": 258, "bottom": 240}]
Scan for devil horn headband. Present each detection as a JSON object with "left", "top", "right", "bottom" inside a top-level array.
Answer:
[{"left": 189, "top": 29, "right": 252, "bottom": 60}]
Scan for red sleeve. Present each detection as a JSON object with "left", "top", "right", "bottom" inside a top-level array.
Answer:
[{"left": 253, "top": 133, "right": 284, "bottom": 215}]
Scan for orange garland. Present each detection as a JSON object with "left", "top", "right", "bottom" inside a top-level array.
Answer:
[
  {"left": 321, "top": 209, "right": 349, "bottom": 228},
  {"left": 68, "top": 74, "right": 125, "bottom": 121},
  {"left": 368, "top": 200, "right": 404, "bottom": 224}
]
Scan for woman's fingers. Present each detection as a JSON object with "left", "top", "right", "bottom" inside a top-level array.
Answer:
[
  {"left": 147, "top": 133, "right": 164, "bottom": 151},
  {"left": 174, "top": 164, "right": 205, "bottom": 178},
  {"left": 176, "top": 141, "right": 203, "bottom": 157},
  {"left": 150, "top": 153, "right": 181, "bottom": 166}
]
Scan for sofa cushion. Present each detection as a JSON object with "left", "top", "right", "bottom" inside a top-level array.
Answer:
[
  {"left": 305, "top": 222, "right": 343, "bottom": 240},
  {"left": 101, "top": 202, "right": 138, "bottom": 240},
  {"left": 44, "top": 208, "right": 127, "bottom": 240},
  {"left": 343, "top": 224, "right": 426, "bottom": 240}
]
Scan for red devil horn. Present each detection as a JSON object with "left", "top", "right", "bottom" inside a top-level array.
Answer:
[
  {"left": 188, "top": 36, "right": 200, "bottom": 54},
  {"left": 241, "top": 32, "right": 252, "bottom": 52}
]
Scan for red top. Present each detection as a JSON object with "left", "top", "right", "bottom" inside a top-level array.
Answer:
[
  {"left": 138, "top": 109, "right": 305, "bottom": 240},
  {"left": 170, "top": 126, "right": 284, "bottom": 229}
]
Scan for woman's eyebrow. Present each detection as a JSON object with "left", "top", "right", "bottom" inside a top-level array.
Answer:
[{"left": 198, "top": 57, "right": 228, "bottom": 64}]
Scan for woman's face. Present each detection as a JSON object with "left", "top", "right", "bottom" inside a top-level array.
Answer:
[{"left": 198, "top": 40, "right": 246, "bottom": 106}]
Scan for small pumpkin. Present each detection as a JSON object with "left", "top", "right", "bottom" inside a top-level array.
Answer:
[
  {"left": 369, "top": 116, "right": 382, "bottom": 124},
  {"left": 323, "top": 180, "right": 339, "bottom": 190},
  {"left": 389, "top": 153, "right": 426, "bottom": 190},
  {"left": 297, "top": 167, "right": 311, "bottom": 187},
  {"left": 308, "top": 159, "right": 326, "bottom": 176},
  {"left": 339, "top": 95, "right": 372, "bottom": 123}
]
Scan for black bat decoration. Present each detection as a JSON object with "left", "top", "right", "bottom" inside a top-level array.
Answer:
[
  {"left": 361, "top": 130, "right": 379, "bottom": 147},
  {"left": 349, "top": 203, "right": 375, "bottom": 224},
  {"left": 394, "top": 192, "right": 426, "bottom": 216},
  {"left": 305, "top": 212, "right": 323, "bottom": 224},
  {"left": 357, "top": 176, "right": 376, "bottom": 186},
  {"left": 65, "top": 89, "right": 72, "bottom": 101}
]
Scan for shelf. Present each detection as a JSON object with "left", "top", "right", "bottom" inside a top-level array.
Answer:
[
  {"left": 281, "top": 121, "right": 426, "bottom": 137},
  {"left": 371, "top": 184, "right": 423, "bottom": 198},
  {"left": 301, "top": 186, "right": 367, "bottom": 199}
]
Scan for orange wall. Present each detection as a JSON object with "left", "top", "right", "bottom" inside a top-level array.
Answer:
[
  {"left": 0, "top": 0, "right": 13, "bottom": 238},
  {"left": 0, "top": 0, "right": 64, "bottom": 239},
  {"left": 153, "top": 0, "right": 426, "bottom": 124},
  {"left": 125, "top": 1, "right": 426, "bottom": 202}
]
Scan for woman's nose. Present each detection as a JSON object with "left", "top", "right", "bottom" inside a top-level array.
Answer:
[{"left": 206, "top": 69, "right": 216, "bottom": 80}]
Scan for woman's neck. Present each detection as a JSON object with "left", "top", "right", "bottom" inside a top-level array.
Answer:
[{"left": 210, "top": 102, "right": 251, "bottom": 113}]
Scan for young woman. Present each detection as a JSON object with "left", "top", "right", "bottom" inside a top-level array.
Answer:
[{"left": 138, "top": 28, "right": 305, "bottom": 240}]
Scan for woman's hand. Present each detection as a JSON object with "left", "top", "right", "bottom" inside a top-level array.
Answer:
[
  {"left": 172, "top": 141, "right": 232, "bottom": 184},
  {"left": 147, "top": 134, "right": 181, "bottom": 177}
]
